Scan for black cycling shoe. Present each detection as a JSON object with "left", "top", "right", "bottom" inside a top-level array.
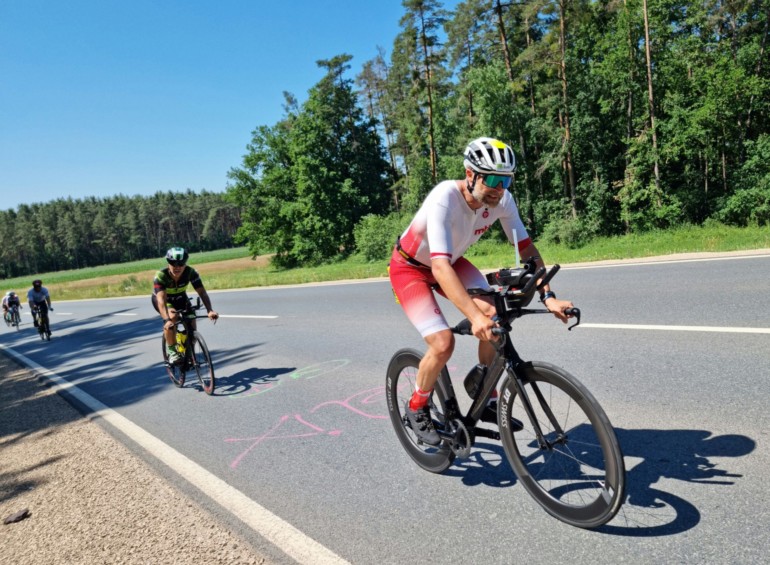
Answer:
[
  {"left": 404, "top": 402, "right": 441, "bottom": 446},
  {"left": 481, "top": 401, "right": 524, "bottom": 432}
]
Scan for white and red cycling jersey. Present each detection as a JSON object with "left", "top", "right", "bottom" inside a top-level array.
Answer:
[
  {"left": 390, "top": 180, "right": 531, "bottom": 337},
  {"left": 396, "top": 180, "right": 531, "bottom": 265}
]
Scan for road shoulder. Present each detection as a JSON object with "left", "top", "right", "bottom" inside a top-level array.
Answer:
[{"left": 0, "top": 354, "right": 271, "bottom": 564}]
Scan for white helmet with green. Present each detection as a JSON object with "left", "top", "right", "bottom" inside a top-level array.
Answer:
[{"left": 463, "top": 137, "right": 516, "bottom": 175}]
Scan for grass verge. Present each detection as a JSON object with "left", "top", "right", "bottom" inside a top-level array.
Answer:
[{"left": 3, "top": 223, "right": 768, "bottom": 301}]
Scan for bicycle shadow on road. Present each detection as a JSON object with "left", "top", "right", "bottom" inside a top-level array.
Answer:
[
  {"left": 210, "top": 365, "right": 296, "bottom": 397},
  {"left": 442, "top": 438, "right": 518, "bottom": 488},
  {"left": 596, "top": 427, "right": 755, "bottom": 536}
]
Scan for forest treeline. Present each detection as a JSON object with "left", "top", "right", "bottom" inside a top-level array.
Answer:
[
  {"left": 0, "top": 191, "right": 240, "bottom": 278},
  {"left": 4, "top": 1, "right": 769, "bottom": 278},
  {"left": 229, "top": 0, "right": 770, "bottom": 266}
]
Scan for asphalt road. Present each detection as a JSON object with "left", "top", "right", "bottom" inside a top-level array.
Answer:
[{"left": 2, "top": 252, "right": 769, "bottom": 564}]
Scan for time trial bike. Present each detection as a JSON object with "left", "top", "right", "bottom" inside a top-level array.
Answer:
[
  {"left": 161, "top": 298, "right": 216, "bottom": 395},
  {"left": 386, "top": 258, "right": 626, "bottom": 529}
]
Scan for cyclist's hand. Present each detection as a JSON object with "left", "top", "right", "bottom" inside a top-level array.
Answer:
[
  {"left": 545, "top": 297, "right": 574, "bottom": 323},
  {"left": 208, "top": 310, "right": 219, "bottom": 324},
  {"left": 471, "top": 316, "right": 497, "bottom": 342},
  {"left": 49, "top": 306, "right": 54, "bottom": 311}
]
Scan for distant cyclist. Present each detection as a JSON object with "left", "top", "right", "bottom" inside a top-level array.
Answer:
[
  {"left": 2, "top": 291, "right": 22, "bottom": 324},
  {"left": 27, "top": 280, "right": 53, "bottom": 330},
  {"left": 152, "top": 247, "right": 219, "bottom": 364}
]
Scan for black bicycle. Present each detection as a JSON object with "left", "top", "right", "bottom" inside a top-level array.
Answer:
[
  {"left": 386, "top": 258, "right": 626, "bottom": 529},
  {"left": 161, "top": 298, "right": 216, "bottom": 395},
  {"left": 33, "top": 305, "right": 52, "bottom": 341},
  {"left": 4, "top": 304, "right": 22, "bottom": 331}
]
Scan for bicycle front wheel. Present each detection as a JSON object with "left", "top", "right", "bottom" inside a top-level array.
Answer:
[
  {"left": 161, "top": 336, "right": 185, "bottom": 387},
  {"left": 498, "top": 362, "right": 625, "bottom": 529},
  {"left": 386, "top": 348, "right": 455, "bottom": 473},
  {"left": 191, "top": 332, "right": 215, "bottom": 395},
  {"left": 13, "top": 310, "right": 21, "bottom": 330},
  {"left": 38, "top": 317, "right": 50, "bottom": 341}
]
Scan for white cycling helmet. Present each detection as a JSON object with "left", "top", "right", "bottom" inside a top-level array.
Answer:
[{"left": 463, "top": 137, "right": 516, "bottom": 175}]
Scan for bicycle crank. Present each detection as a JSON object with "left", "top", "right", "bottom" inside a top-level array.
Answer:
[{"left": 445, "top": 419, "right": 473, "bottom": 458}]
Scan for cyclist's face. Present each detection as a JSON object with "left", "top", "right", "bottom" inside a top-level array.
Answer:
[
  {"left": 471, "top": 177, "right": 505, "bottom": 208},
  {"left": 168, "top": 263, "right": 186, "bottom": 278}
]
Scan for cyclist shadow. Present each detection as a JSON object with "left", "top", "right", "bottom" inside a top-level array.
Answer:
[
  {"left": 596, "top": 427, "right": 755, "bottom": 536},
  {"left": 442, "top": 425, "right": 754, "bottom": 537},
  {"left": 212, "top": 366, "right": 296, "bottom": 397}
]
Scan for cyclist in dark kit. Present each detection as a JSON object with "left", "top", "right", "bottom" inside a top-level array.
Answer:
[{"left": 152, "top": 247, "right": 218, "bottom": 364}]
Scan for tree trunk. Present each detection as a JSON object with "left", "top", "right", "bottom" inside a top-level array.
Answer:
[
  {"left": 417, "top": 9, "right": 438, "bottom": 184},
  {"left": 493, "top": 0, "right": 533, "bottom": 225},
  {"left": 558, "top": 0, "right": 577, "bottom": 218},
  {"left": 642, "top": 0, "right": 661, "bottom": 198}
]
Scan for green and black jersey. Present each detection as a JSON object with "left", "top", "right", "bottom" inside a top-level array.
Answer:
[{"left": 153, "top": 266, "right": 203, "bottom": 299}]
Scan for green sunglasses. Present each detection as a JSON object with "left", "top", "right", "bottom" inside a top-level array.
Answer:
[{"left": 483, "top": 174, "right": 513, "bottom": 190}]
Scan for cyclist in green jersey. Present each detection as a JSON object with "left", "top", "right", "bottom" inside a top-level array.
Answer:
[{"left": 152, "top": 247, "right": 219, "bottom": 363}]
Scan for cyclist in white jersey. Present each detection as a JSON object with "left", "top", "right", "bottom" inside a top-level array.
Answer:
[
  {"left": 27, "top": 279, "right": 53, "bottom": 329},
  {"left": 389, "top": 137, "right": 574, "bottom": 445}
]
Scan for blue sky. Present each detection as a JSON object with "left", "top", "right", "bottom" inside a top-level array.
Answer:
[{"left": 0, "top": 1, "right": 456, "bottom": 211}]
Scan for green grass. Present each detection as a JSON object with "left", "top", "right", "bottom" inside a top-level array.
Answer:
[
  {"left": 2, "top": 247, "right": 252, "bottom": 288},
  {"left": 5, "top": 223, "right": 768, "bottom": 301}
]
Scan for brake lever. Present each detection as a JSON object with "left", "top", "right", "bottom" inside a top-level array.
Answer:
[{"left": 564, "top": 307, "right": 581, "bottom": 331}]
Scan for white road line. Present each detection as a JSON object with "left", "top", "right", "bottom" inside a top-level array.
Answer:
[
  {"left": 581, "top": 323, "right": 770, "bottom": 334},
  {"left": 111, "top": 313, "right": 137, "bottom": 316},
  {"left": 0, "top": 346, "right": 349, "bottom": 565},
  {"left": 220, "top": 314, "right": 278, "bottom": 319}
]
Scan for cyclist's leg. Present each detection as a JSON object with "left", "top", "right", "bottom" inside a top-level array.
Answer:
[
  {"left": 151, "top": 294, "right": 177, "bottom": 347},
  {"left": 451, "top": 258, "right": 498, "bottom": 367},
  {"left": 389, "top": 253, "right": 453, "bottom": 396}
]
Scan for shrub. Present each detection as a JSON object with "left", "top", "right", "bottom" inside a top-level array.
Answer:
[{"left": 353, "top": 213, "right": 410, "bottom": 262}]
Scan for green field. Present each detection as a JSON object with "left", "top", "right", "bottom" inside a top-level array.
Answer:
[{"left": 3, "top": 223, "right": 768, "bottom": 301}]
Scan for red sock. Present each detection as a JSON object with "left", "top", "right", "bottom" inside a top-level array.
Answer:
[{"left": 409, "top": 386, "right": 433, "bottom": 410}]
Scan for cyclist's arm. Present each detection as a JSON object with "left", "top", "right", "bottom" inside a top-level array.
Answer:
[
  {"left": 156, "top": 289, "right": 176, "bottom": 325},
  {"left": 193, "top": 286, "right": 218, "bottom": 320},
  {"left": 431, "top": 258, "right": 494, "bottom": 340}
]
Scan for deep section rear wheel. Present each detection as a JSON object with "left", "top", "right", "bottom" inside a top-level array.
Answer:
[
  {"left": 161, "top": 336, "right": 185, "bottom": 387},
  {"left": 386, "top": 348, "right": 455, "bottom": 473},
  {"left": 498, "top": 361, "right": 625, "bottom": 528},
  {"left": 191, "top": 332, "right": 215, "bottom": 395}
]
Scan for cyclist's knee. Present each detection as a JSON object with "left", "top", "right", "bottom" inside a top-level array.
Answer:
[{"left": 425, "top": 329, "right": 455, "bottom": 361}]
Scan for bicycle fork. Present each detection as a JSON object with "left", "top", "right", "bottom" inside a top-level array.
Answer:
[{"left": 502, "top": 362, "right": 568, "bottom": 451}]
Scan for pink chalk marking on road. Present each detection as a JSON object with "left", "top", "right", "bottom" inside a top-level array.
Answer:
[
  {"left": 225, "top": 385, "right": 388, "bottom": 469},
  {"left": 310, "top": 386, "right": 388, "bottom": 420},
  {"left": 226, "top": 414, "right": 343, "bottom": 469}
]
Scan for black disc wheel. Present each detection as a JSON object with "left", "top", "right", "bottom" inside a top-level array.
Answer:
[
  {"left": 161, "top": 336, "right": 185, "bottom": 387},
  {"left": 191, "top": 332, "right": 215, "bottom": 395},
  {"left": 498, "top": 362, "right": 625, "bottom": 528},
  {"left": 386, "top": 348, "right": 455, "bottom": 473}
]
